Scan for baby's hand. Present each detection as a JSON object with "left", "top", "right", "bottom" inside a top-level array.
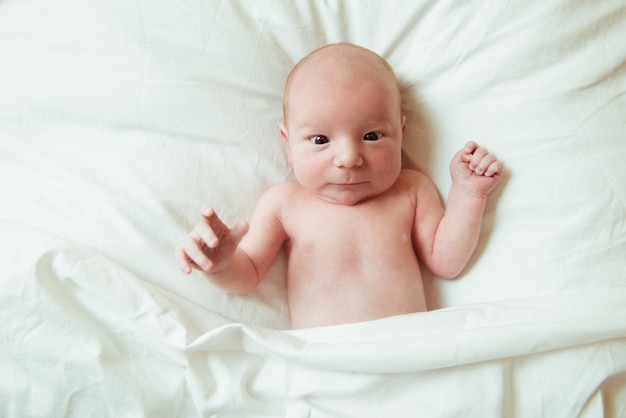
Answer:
[
  {"left": 450, "top": 141, "right": 503, "bottom": 198},
  {"left": 176, "top": 205, "right": 249, "bottom": 275}
]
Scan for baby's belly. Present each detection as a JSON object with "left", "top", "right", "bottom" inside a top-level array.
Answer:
[{"left": 286, "top": 255, "right": 427, "bottom": 329}]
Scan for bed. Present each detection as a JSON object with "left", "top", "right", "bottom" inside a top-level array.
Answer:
[{"left": 1, "top": 0, "right": 625, "bottom": 416}]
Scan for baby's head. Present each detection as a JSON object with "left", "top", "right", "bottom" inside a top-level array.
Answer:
[
  {"left": 282, "top": 43, "right": 402, "bottom": 122},
  {"left": 280, "top": 44, "right": 405, "bottom": 205}
]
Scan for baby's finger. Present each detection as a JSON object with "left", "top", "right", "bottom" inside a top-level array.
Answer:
[
  {"left": 200, "top": 206, "right": 229, "bottom": 246},
  {"left": 194, "top": 221, "right": 220, "bottom": 249},
  {"left": 200, "top": 204, "right": 216, "bottom": 218},
  {"left": 175, "top": 246, "right": 193, "bottom": 274},
  {"left": 468, "top": 146, "right": 488, "bottom": 171},
  {"left": 463, "top": 141, "right": 479, "bottom": 154},
  {"left": 474, "top": 153, "right": 497, "bottom": 175},
  {"left": 182, "top": 234, "right": 213, "bottom": 271},
  {"left": 459, "top": 141, "right": 478, "bottom": 163},
  {"left": 484, "top": 160, "right": 503, "bottom": 177},
  {"left": 176, "top": 244, "right": 208, "bottom": 274}
]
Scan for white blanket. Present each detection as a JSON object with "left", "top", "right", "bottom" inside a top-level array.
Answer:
[{"left": 1, "top": 0, "right": 625, "bottom": 416}]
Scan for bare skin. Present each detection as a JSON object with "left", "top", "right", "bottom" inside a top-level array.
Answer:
[{"left": 176, "top": 44, "right": 503, "bottom": 328}]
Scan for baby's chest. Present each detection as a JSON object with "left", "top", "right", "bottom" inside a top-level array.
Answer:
[{"left": 285, "top": 200, "right": 415, "bottom": 251}]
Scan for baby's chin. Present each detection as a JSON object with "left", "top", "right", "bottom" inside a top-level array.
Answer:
[{"left": 313, "top": 185, "right": 382, "bottom": 206}]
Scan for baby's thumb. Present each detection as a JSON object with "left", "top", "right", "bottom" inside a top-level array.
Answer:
[{"left": 230, "top": 221, "right": 249, "bottom": 245}]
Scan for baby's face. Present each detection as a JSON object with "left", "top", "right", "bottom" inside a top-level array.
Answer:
[{"left": 281, "top": 74, "right": 405, "bottom": 206}]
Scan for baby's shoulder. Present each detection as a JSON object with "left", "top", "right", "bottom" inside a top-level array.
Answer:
[
  {"left": 263, "top": 181, "right": 301, "bottom": 199},
  {"left": 258, "top": 181, "right": 303, "bottom": 208},
  {"left": 397, "top": 168, "right": 435, "bottom": 189},
  {"left": 395, "top": 169, "right": 442, "bottom": 207},
  {"left": 248, "top": 182, "right": 300, "bottom": 224}
]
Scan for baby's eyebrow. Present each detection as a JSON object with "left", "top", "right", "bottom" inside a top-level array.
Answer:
[
  {"left": 299, "top": 124, "right": 324, "bottom": 132},
  {"left": 300, "top": 128, "right": 328, "bottom": 137},
  {"left": 301, "top": 130, "right": 325, "bottom": 137}
]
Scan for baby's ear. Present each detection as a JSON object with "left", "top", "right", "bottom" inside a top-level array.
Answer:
[
  {"left": 279, "top": 122, "right": 289, "bottom": 141},
  {"left": 279, "top": 122, "right": 293, "bottom": 163}
]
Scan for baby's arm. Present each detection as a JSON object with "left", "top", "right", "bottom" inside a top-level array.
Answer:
[
  {"left": 413, "top": 141, "right": 503, "bottom": 278},
  {"left": 176, "top": 189, "right": 287, "bottom": 294}
]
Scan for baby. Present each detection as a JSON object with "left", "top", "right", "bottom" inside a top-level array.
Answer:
[{"left": 176, "top": 43, "right": 503, "bottom": 329}]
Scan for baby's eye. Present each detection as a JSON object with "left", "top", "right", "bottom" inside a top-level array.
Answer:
[
  {"left": 309, "top": 135, "right": 330, "bottom": 145},
  {"left": 363, "top": 132, "right": 382, "bottom": 141}
]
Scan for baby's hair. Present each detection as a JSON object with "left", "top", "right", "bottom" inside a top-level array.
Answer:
[{"left": 282, "top": 43, "right": 402, "bottom": 122}]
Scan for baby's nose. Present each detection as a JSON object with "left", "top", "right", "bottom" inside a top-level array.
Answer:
[{"left": 334, "top": 141, "right": 363, "bottom": 168}]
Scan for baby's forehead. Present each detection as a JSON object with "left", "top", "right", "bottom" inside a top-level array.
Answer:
[{"left": 293, "top": 45, "right": 393, "bottom": 85}]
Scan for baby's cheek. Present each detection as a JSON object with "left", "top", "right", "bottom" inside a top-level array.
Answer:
[{"left": 292, "top": 162, "right": 320, "bottom": 189}]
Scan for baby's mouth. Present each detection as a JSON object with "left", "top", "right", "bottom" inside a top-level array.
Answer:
[
  {"left": 334, "top": 176, "right": 367, "bottom": 186},
  {"left": 335, "top": 181, "right": 365, "bottom": 186}
]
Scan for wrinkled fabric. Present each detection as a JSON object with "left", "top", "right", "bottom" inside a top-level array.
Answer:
[{"left": 1, "top": 0, "right": 625, "bottom": 416}]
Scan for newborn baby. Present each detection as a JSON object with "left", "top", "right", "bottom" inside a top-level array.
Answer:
[{"left": 176, "top": 43, "right": 503, "bottom": 328}]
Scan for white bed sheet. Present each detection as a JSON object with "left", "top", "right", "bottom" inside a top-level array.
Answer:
[{"left": 1, "top": 0, "right": 626, "bottom": 416}]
